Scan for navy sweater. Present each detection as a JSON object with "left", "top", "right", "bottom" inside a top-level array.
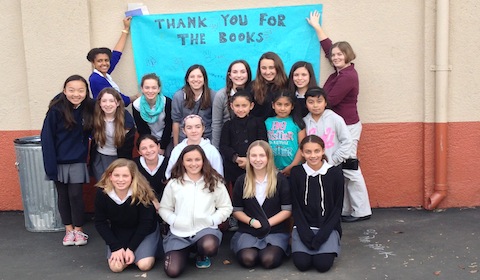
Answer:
[{"left": 41, "top": 100, "right": 93, "bottom": 180}]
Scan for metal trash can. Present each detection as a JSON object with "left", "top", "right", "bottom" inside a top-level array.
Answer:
[{"left": 14, "top": 136, "right": 63, "bottom": 232}]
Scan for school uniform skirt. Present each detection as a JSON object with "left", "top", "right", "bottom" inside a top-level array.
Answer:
[
  {"left": 230, "top": 231, "right": 290, "bottom": 255},
  {"left": 56, "top": 163, "right": 89, "bottom": 184},
  {"left": 163, "top": 228, "right": 223, "bottom": 253},
  {"left": 291, "top": 227, "right": 341, "bottom": 256},
  {"left": 106, "top": 223, "right": 160, "bottom": 261},
  {"left": 92, "top": 152, "right": 117, "bottom": 181}
]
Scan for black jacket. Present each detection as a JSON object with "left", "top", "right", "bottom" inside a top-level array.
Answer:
[
  {"left": 233, "top": 172, "right": 292, "bottom": 238},
  {"left": 219, "top": 115, "right": 267, "bottom": 183},
  {"left": 289, "top": 164, "right": 344, "bottom": 250}
]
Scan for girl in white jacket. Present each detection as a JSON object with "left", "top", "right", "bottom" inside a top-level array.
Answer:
[{"left": 159, "top": 145, "right": 232, "bottom": 277}]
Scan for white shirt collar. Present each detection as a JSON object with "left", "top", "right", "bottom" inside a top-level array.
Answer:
[
  {"left": 107, "top": 188, "right": 132, "bottom": 205},
  {"left": 255, "top": 175, "right": 268, "bottom": 184},
  {"left": 93, "top": 69, "right": 120, "bottom": 92},
  {"left": 302, "top": 160, "right": 332, "bottom": 177},
  {"left": 140, "top": 155, "right": 165, "bottom": 176},
  {"left": 295, "top": 90, "right": 305, "bottom": 98}
]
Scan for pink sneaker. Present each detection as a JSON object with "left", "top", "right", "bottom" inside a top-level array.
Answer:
[
  {"left": 62, "top": 230, "right": 75, "bottom": 246},
  {"left": 74, "top": 230, "right": 88, "bottom": 246}
]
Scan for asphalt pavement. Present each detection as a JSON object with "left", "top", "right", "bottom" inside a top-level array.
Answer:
[{"left": 0, "top": 207, "right": 478, "bottom": 280}]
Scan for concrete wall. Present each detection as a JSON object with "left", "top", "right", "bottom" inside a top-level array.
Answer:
[{"left": 1, "top": 0, "right": 479, "bottom": 210}]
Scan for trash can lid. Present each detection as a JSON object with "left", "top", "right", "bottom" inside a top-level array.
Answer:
[{"left": 14, "top": 135, "right": 41, "bottom": 144}]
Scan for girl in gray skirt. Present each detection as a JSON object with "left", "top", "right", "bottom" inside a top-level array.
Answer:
[
  {"left": 95, "top": 159, "right": 159, "bottom": 273},
  {"left": 231, "top": 140, "right": 292, "bottom": 269},
  {"left": 90, "top": 87, "right": 136, "bottom": 181},
  {"left": 289, "top": 135, "right": 344, "bottom": 272},
  {"left": 159, "top": 145, "right": 232, "bottom": 277},
  {"left": 41, "top": 75, "right": 94, "bottom": 246}
]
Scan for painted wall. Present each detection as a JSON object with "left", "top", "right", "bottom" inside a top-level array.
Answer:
[{"left": 1, "top": 0, "right": 479, "bottom": 211}]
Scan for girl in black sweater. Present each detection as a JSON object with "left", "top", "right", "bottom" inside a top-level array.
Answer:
[
  {"left": 133, "top": 134, "right": 168, "bottom": 208},
  {"left": 231, "top": 140, "right": 291, "bottom": 269},
  {"left": 133, "top": 134, "right": 169, "bottom": 245},
  {"left": 289, "top": 135, "right": 344, "bottom": 272},
  {"left": 250, "top": 52, "right": 288, "bottom": 120},
  {"left": 95, "top": 159, "right": 159, "bottom": 273}
]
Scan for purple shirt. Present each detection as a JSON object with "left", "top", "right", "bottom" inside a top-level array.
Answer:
[{"left": 321, "top": 38, "right": 360, "bottom": 125}]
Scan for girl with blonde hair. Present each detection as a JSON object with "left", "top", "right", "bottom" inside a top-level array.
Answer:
[
  {"left": 95, "top": 159, "right": 159, "bottom": 273},
  {"left": 230, "top": 140, "right": 292, "bottom": 269}
]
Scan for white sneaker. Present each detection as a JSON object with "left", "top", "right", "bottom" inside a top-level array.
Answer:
[
  {"left": 74, "top": 230, "right": 88, "bottom": 246},
  {"left": 62, "top": 230, "right": 75, "bottom": 246}
]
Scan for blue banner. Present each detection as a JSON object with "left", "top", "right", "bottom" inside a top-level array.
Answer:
[{"left": 131, "top": 4, "right": 322, "bottom": 98}]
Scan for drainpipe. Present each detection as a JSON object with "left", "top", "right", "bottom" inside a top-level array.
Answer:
[{"left": 426, "top": 0, "right": 450, "bottom": 210}]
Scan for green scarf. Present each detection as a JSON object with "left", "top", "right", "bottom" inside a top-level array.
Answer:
[{"left": 140, "top": 95, "right": 165, "bottom": 123}]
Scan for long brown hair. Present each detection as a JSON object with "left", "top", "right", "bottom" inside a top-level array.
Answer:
[
  {"left": 93, "top": 88, "right": 126, "bottom": 147},
  {"left": 252, "top": 52, "right": 288, "bottom": 104},
  {"left": 96, "top": 158, "right": 156, "bottom": 207},
  {"left": 170, "top": 145, "right": 225, "bottom": 192},
  {"left": 183, "top": 64, "right": 212, "bottom": 110},
  {"left": 242, "top": 140, "right": 277, "bottom": 199}
]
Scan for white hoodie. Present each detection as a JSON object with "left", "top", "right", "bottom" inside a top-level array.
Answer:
[
  {"left": 159, "top": 174, "right": 233, "bottom": 237},
  {"left": 303, "top": 109, "right": 353, "bottom": 166},
  {"left": 165, "top": 138, "right": 224, "bottom": 179}
]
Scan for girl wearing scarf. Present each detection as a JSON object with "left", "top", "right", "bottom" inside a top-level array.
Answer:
[{"left": 133, "top": 73, "right": 173, "bottom": 156}]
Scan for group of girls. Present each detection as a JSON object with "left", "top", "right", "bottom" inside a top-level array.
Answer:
[{"left": 40, "top": 9, "right": 371, "bottom": 276}]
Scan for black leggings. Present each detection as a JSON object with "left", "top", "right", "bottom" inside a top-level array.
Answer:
[
  {"left": 164, "top": 234, "right": 219, "bottom": 278},
  {"left": 55, "top": 182, "right": 84, "bottom": 227},
  {"left": 236, "top": 245, "right": 284, "bottom": 269},
  {"left": 292, "top": 252, "right": 336, "bottom": 272}
]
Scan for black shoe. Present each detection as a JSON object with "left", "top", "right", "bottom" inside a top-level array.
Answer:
[{"left": 342, "top": 215, "right": 371, "bottom": 223}]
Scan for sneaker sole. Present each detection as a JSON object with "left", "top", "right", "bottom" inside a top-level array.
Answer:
[
  {"left": 63, "top": 241, "right": 75, "bottom": 246},
  {"left": 196, "top": 264, "right": 211, "bottom": 269},
  {"left": 196, "top": 258, "right": 211, "bottom": 269},
  {"left": 74, "top": 241, "right": 88, "bottom": 246}
]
